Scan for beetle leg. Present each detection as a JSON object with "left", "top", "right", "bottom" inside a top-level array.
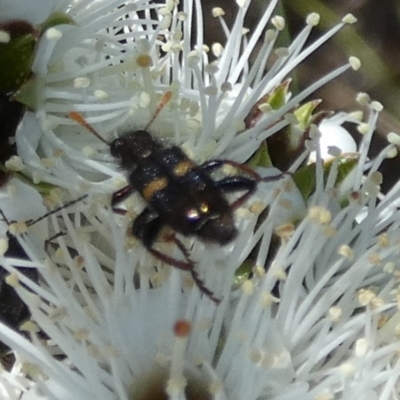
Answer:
[
  {"left": 200, "top": 159, "right": 261, "bottom": 180},
  {"left": 133, "top": 208, "right": 220, "bottom": 304},
  {"left": 150, "top": 243, "right": 221, "bottom": 304},
  {"left": 201, "top": 159, "right": 288, "bottom": 183},
  {"left": 215, "top": 176, "right": 257, "bottom": 210},
  {"left": 44, "top": 231, "right": 66, "bottom": 255},
  {"left": 172, "top": 235, "right": 221, "bottom": 304},
  {"left": 216, "top": 171, "right": 287, "bottom": 209},
  {"left": 111, "top": 185, "right": 134, "bottom": 215},
  {"left": 132, "top": 208, "right": 162, "bottom": 248},
  {"left": 260, "top": 172, "right": 290, "bottom": 183},
  {"left": 26, "top": 194, "right": 88, "bottom": 227}
]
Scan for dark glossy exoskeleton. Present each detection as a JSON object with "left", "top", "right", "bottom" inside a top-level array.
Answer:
[
  {"left": 110, "top": 132, "right": 257, "bottom": 245},
  {"left": 69, "top": 93, "right": 278, "bottom": 303}
]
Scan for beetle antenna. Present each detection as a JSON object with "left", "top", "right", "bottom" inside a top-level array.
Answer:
[
  {"left": 1, "top": 194, "right": 88, "bottom": 236},
  {"left": 69, "top": 112, "right": 111, "bottom": 146},
  {"left": 26, "top": 194, "right": 88, "bottom": 227},
  {"left": 144, "top": 91, "right": 172, "bottom": 130}
]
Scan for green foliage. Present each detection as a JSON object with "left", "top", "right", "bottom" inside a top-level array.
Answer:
[{"left": 293, "top": 153, "right": 359, "bottom": 201}]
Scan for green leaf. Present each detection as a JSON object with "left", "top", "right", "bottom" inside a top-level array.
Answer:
[
  {"left": 0, "top": 20, "right": 38, "bottom": 93},
  {"left": 0, "top": 164, "right": 57, "bottom": 195},
  {"left": 233, "top": 261, "right": 253, "bottom": 289},
  {"left": 14, "top": 171, "right": 57, "bottom": 195},
  {"left": 38, "top": 11, "right": 76, "bottom": 34},
  {"left": 11, "top": 75, "right": 39, "bottom": 110},
  {"left": 268, "top": 79, "right": 291, "bottom": 111},
  {"left": 294, "top": 99, "right": 321, "bottom": 130},
  {"left": 246, "top": 141, "right": 272, "bottom": 168},
  {"left": 328, "top": 153, "right": 359, "bottom": 185},
  {"left": 244, "top": 80, "right": 291, "bottom": 129},
  {"left": 293, "top": 153, "right": 359, "bottom": 201},
  {"left": 0, "top": 13, "right": 75, "bottom": 95},
  {"left": 292, "top": 163, "right": 317, "bottom": 200}
]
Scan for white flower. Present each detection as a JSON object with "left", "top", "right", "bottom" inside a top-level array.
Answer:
[
  {"left": 7, "top": 0, "right": 358, "bottom": 191},
  {"left": 2, "top": 132, "right": 400, "bottom": 399},
  {"left": 1, "top": 1, "right": 400, "bottom": 400}
]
